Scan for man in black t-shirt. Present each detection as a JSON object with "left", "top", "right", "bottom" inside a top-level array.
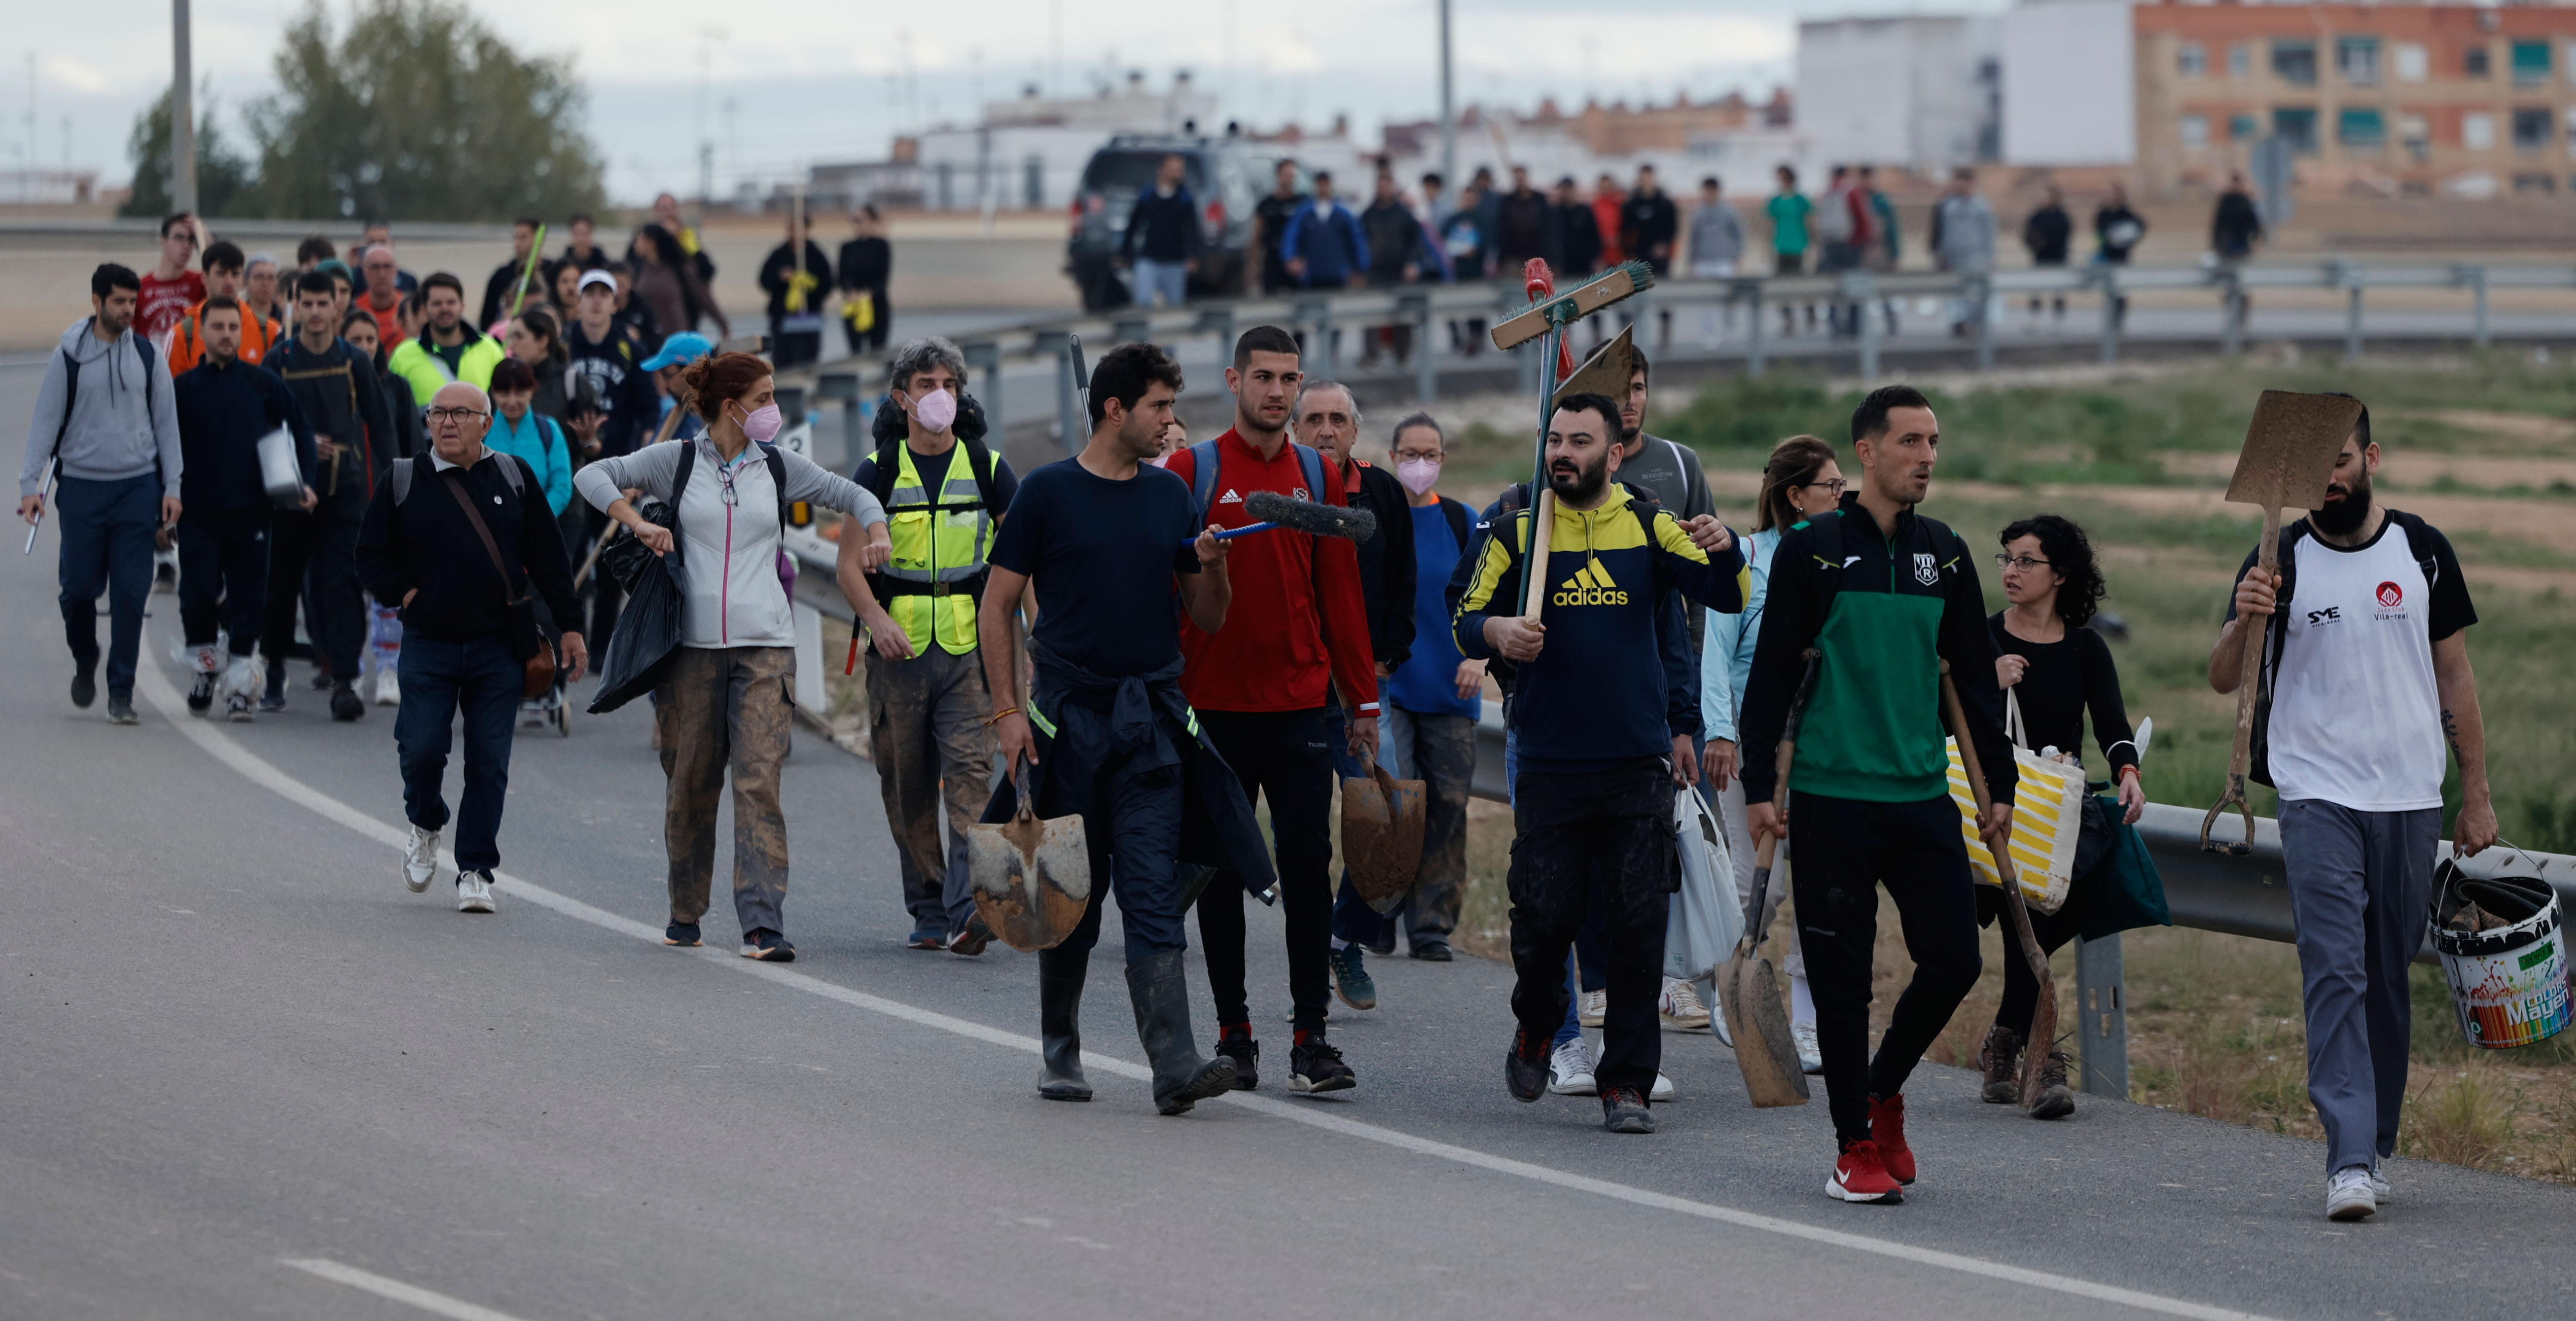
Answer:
[
  {"left": 1251, "top": 160, "right": 1307, "bottom": 296},
  {"left": 979, "top": 342, "right": 1264, "bottom": 1117}
]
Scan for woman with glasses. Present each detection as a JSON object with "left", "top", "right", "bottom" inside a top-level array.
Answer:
[
  {"left": 1979, "top": 513, "right": 2167, "bottom": 1120},
  {"left": 574, "top": 351, "right": 894, "bottom": 961},
  {"left": 1701, "top": 433, "right": 1840, "bottom": 1072}
]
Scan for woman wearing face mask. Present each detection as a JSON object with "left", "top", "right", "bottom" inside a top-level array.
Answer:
[
  {"left": 576, "top": 352, "right": 894, "bottom": 960},
  {"left": 1332, "top": 413, "right": 1481, "bottom": 967},
  {"left": 1701, "top": 433, "right": 1839, "bottom": 1074}
]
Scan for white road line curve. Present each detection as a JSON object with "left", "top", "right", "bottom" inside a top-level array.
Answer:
[
  {"left": 136, "top": 653, "right": 2272, "bottom": 1321},
  {"left": 279, "top": 1257, "right": 536, "bottom": 1321}
]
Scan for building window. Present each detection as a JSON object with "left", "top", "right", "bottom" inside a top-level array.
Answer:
[
  {"left": 2338, "top": 107, "right": 2387, "bottom": 149},
  {"left": 2511, "top": 172, "right": 2555, "bottom": 195},
  {"left": 2272, "top": 40, "right": 2319, "bottom": 86},
  {"left": 2229, "top": 44, "right": 2253, "bottom": 80},
  {"left": 2394, "top": 43, "right": 2429, "bottom": 83},
  {"left": 2182, "top": 114, "right": 2211, "bottom": 147},
  {"left": 2179, "top": 42, "right": 2207, "bottom": 79},
  {"left": 2466, "top": 46, "right": 2492, "bottom": 80},
  {"left": 2511, "top": 40, "right": 2551, "bottom": 86},
  {"left": 2399, "top": 112, "right": 2432, "bottom": 162},
  {"left": 2338, "top": 37, "right": 2381, "bottom": 85},
  {"left": 2273, "top": 107, "right": 2319, "bottom": 153},
  {"left": 2513, "top": 107, "right": 2554, "bottom": 150},
  {"left": 2465, "top": 112, "right": 2497, "bottom": 150},
  {"left": 2230, "top": 113, "right": 2261, "bottom": 142}
]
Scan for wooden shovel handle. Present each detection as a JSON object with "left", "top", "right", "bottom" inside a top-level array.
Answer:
[
  {"left": 1519, "top": 490, "right": 1556, "bottom": 622},
  {"left": 2203, "top": 504, "right": 2282, "bottom": 855},
  {"left": 1941, "top": 661, "right": 2060, "bottom": 1080}
]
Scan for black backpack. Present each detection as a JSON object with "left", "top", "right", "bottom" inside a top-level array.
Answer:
[
  {"left": 48, "top": 328, "right": 161, "bottom": 484},
  {"left": 2247, "top": 512, "right": 2445, "bottom": 788}
]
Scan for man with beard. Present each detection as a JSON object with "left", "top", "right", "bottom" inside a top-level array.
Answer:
[
  {"left": 1737, "top": 384, "right": 2014, "bottom": 1203},
  {"left": 1458, "top": 392, "right": 1745, "bottom": 1135},
  {"left": 2208, "top": 395, "right": 2493, "bottom": 1223}
]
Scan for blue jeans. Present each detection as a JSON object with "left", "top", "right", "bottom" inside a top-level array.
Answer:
[
  {"left": 54, "top": 474, "right": 161, "bottom": 698},
  {"left": 395, "top": 635, "right": 524, "bottom": 872},
  {"left": 1133, "top": 258, "right": 1190, "bottom": 308}
]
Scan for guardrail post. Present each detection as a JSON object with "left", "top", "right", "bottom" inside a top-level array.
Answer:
[
  {"left": 1745, "top": 281, "right": 1768, "bottom": 379},
  {"left": 2075, "top": 933, "right": 2129, "bottom": 1100},
  {"left": 1404, "top": 294, "right": 1437, "bottom": 402},
  {"left": 961, "top": 339, "right": 1002, "bottom": 441},
  {"left": 1970, "top": 273, "right": 1995, "bottom": 372},
  {"left": 2339, "top": 260, "right": 2364, "bottom": 360},
  {"left": 2467, "top": 265, "right": 2490, "bottom": 349},
  {"left": 792, "top": 603, "right": 827, "bottom": 713},
  {"left": 2220, "top": 268, "right": 2244, "bottom": 357},
  {"left": 2097, "top": 269, "right": 2121, "bottom": 365},
  {"left": 1853, "top": 271, "right": 1880, "bottom": 381},
  {"left": 1196, "top": 306, "right": 1236, "bottom": 369},
  {"left": 1045, "top": 332, "right": 1082, "bottom": 454}
]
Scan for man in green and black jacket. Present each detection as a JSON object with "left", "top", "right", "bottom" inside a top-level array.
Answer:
[{"left": 1738, "top": 384, "right": 2016, "bottom": 1205}]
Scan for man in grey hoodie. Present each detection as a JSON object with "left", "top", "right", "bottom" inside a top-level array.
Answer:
[{"left": 18, "top": 264, "right": 184, "bottom": 723}]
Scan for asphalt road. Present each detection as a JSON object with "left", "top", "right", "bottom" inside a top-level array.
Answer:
[{"left": 4, "top": 359, "right": 2573, "bottom": 1321}]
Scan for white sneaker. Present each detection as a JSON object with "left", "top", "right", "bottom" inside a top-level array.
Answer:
[
  {"left": 2326, "top": 1165, "right": 2377, "bottom": 1222},
  {"left": 219, "top": 654, "right": 262, "bottom": 704},
  {"left": 1709, "top": 991, "right": 1734, "bottom": 1047},
  {"left": 455, "top": 869, "right": 496, "bottom": 914},
  {"left": 403, "top": 824, "right": 440, "bottom": 893},
  {"left": 1546, "top": 1038, "right": 1597, "bottom": 1095},
  {"left": 373, "top": 668, "right": 400, "bottom": 706},
  {"left": 1578, "top": 988, "right": 1608, "bottom": 1028},
  {"left": 1650, "top": 1071, "right": 1676, "bottom": 1102},
  {"left": 2367, "top": 1164, "right": 2393, "bottom": 1204},
  {"left": 1659, "top": 978, "right": 1711, "bottom": 1030},
  {"left": 1793, "top": 1021, "right": 1824, "bottom": 1075}
]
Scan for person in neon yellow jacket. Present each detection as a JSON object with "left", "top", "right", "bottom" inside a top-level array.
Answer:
[{"left": 385, "top": 272, "right": 504, "bottom": 407}]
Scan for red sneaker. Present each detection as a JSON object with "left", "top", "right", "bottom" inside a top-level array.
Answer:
[
  {"left": 1868, "top": 1093, "right": 1915, "bottom": 1185},
  {"left": 1828, "top": 1140, "right": 1903, "bottom": 1204}
]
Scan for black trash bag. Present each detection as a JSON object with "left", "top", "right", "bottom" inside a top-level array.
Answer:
[
  {"left": 598, "top": 497, "right": 674, "bottom": 594},
  {"left": 588, "top": 505, "right": 686, "bottom": 715}
]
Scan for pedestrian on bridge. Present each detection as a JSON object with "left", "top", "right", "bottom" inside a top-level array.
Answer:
[
  {"left": 2208, "top": 397, "right": 2494, "bottom": 1223},
  {"left": 173, "top": 294, "right": 317, "bottom": 721},
  {"left": 1739, "top": 385, "right": 2013, "bottom": 1202},
  {"left": 978, "top": 341, "right": 1255, "bottom": 1114},
  {"left": 574, "top": 352, "right": 888, "bottom": 961},
  {"left": 852, "top": 336, "right": 1022, "bottom": 955},
  {"left": 358, "top": 383, "right": 587, "bottom": 913},
  {"left": 18, "top": 263, "right": 183, "bottom": 725}
]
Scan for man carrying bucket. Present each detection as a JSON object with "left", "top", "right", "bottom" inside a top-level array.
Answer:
[{"left": 2209, "top": 394, "right": 2496, "bottom": 1223}]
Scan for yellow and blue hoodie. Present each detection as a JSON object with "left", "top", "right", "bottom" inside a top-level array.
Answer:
[{"left": 1455, "top": 488, "right": 1748, "bottom": 774}]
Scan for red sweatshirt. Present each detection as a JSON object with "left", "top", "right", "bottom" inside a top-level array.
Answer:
[{"left": 1165, "top": 428, "right": 1380, "bottom": 717}]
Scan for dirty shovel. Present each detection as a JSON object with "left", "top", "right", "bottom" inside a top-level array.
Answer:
[
  {"left": 2202, "top": 390, "right": 2362, "bottom": 855},
  {"left": 966, "top": 770, "right": 1092, "bottom": 952},
  {"left": 1717, "top": 648, "right": 1819, "bottom": 1109},
  {"left": 1341, "top": 749, "right": 1427, "bottom": 914}
]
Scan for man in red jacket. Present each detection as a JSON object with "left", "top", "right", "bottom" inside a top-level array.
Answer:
[{"left": 1163, "top": 325, "right": 1380, "bottom": 1097}]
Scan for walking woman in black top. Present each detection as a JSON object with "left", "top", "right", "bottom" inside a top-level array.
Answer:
[{"left": 1980, "top": 514, "right": 2168, "bottom": 1120}]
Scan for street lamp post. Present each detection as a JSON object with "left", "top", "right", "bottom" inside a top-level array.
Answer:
[
  {"left": 172, "top": 0, "right": 196, "bottom": 214},
  {"left": 1437, "top": 0, "right": 1455, "bottom": 190}
]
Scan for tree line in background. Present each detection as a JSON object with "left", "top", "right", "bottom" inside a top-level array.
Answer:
[{"left": 123, "top": 0, "right": 606, "bottom": 222}]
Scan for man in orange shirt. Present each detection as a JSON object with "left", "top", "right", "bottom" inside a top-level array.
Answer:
[
  {"left": 1161, "top": 325, "right": 1379, "bottom": 1098},
  {"left": 168, "top": 241, "right": 282, "bottom": 374},
  {"left": 358, "top": 246, "right": 409, "bottom": 350}
]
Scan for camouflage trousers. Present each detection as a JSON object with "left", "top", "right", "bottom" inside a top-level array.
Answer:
[
  {"left": 656, "top": 645, "right": 797, "bottom": 935},
  {"left": 864, "top": 645, "right": 997, "bottom": 932}
]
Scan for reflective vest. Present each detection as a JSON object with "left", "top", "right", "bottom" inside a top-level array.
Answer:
[
  {"left": 879, "top": 441, "right": 997, "bottom": 655},
  {"left": 386, "top": 331, "right": 504, "bottom": 410}
]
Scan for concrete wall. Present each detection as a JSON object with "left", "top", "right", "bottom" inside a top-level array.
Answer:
[
  {"left": 2004, "top": 1, "right": 2140, "bottom": 166},
  {"left": 1798, "top": 16, "right": 1998, "bottom": 168}
]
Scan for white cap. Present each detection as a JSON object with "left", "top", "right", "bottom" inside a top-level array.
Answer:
[{"left": 577, "top": 268, "right": 617, "bottom": 294}]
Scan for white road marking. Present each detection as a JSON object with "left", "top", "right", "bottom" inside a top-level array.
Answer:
[
  {"left": 142, "top": 657, "right": 2270, "bottom": 1321},
  {"left": 278, "top": 1257, "right": 534, "bottom": 1321}
]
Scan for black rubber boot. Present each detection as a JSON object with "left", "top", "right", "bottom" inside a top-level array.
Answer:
[
  {"left": 1125, "top": 950, "right": 1236, "bottom": 1115},
  {"left": 1037, "top": 946, "right": 1093, "bottom": 1102}
]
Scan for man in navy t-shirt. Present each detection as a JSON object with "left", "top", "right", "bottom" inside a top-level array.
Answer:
[{"left": 979, "top": 342, "right": 1252, "bottom": 1116}]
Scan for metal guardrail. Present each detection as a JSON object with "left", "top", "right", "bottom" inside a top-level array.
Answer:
[
  {"left": 784, "top": 538, "right": 2572, "bottom": 1104},
  {"left": 788, "top": 257, "right": 2576, "bottom": 453}
]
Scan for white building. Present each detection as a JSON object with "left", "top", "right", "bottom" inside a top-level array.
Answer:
[
  {"left": 818, "top": 72, "right": 1224, "bottom": 213},
  {"left": 1795, "top": 15, "right": 2002, "bottom": 169},
  {"left": 2000, "top": 0, "right": 2138, "bottom": 166}
]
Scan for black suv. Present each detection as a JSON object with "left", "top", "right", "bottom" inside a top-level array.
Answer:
[{"left": 1066, "top": 134, "right": 1269, "bottom": 311}]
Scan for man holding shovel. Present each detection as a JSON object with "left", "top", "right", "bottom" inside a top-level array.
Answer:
[
  {"left": 1459, "top": 392, "right": 1746, "bottom": 1135},
  {"left": 980, "top": 342, "right": 1260, "bottom": 1115},
  {"left": 2207, "top": 397, "right": 2493, "bottom": 1222},
  {"left": 1738, "top": 385, "right": 2014, "bottom": 1204}
]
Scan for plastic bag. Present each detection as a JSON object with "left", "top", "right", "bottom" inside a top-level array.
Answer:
[
  {"left": 1665, "top": 786, "right": 1744, "bottom": 984},
  {"left": 588, "top": 543, "right": 685, "bottom": 714}
]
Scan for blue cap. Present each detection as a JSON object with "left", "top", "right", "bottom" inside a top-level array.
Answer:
[{"left": 641, "top": 331, "right": 715, "bottom": 371}]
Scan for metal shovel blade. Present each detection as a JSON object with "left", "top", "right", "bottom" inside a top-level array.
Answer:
[
  {"left": 2224, "top": 391, "right": 2361, "bottom": 512},
  {"left": 1716, "top": 843, "right": 1809, "bottom": 1108},
  {"left": 967, "top": 801, "right": 1092, "bottom": 953},
  {"left": 1342, "top": 754, "right": 1427, "bottom": 913}
]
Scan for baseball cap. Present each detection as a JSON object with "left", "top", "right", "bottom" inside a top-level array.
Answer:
[
  {"left": 577, "top": 268, "right": 618, "bottom": 294},
  {"left": 642, "top": 331, "right": 715, "bottom": 371}
]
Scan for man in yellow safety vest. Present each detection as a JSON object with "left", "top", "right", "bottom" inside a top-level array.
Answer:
[{"left": 855, "top": 335, "right": 1025, "bottom": 955}]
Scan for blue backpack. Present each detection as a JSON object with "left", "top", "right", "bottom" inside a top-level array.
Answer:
[{"left": 1184, "top": 438, "right": 1328, "bottom": 527}]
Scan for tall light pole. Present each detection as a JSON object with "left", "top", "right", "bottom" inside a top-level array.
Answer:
[
  {"left": 695, "top": 27, "right": 727, "bottom": 208},
  {"left": 171, "top": 0, "right": 196, "bottom": 213},
  {"left": 1437, "top": 0, "right": 1455, "bottom": 191}
]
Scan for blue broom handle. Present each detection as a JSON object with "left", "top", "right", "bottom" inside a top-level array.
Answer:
[{"left": 1181, "top": 521, "right": 1279, "bottom": 549}]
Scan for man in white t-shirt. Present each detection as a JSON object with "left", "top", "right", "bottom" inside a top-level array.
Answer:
[{"left": 2209, "top": 395, "right": 2497, "bottom": 1224}]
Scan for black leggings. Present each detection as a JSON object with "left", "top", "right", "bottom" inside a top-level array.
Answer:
[
  {"left": 1790, "top": 790, "right": 1984, "bottom": 1149},
  {"left": 1194, "top": 708, "right": 1337, "bottom": 1035}
]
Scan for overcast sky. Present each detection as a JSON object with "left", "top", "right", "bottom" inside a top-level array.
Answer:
[{"left": 18, "top": 0, "right": 1999, "bottom": 205}]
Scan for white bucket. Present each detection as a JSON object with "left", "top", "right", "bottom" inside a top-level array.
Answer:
[{"left": 2430, "top": 861, "right": 2571, "bottom": 1050}]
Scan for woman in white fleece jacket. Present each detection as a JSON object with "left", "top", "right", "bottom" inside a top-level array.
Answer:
[{"left": 575, "top": 351, "right": 894, "bottom": 961}]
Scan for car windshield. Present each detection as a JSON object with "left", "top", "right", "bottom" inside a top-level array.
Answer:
[{"left": 1083, "top": 151, "right": 1205, "bottom": 195}]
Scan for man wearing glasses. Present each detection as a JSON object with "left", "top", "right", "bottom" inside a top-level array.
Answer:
[{"left": 357, "top": 383, "right": 586, "bottom": 913}]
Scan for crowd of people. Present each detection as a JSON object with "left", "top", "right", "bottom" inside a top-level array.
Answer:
[{"left": 16, "top": 199, "right": 2491, "bottom": 1225}]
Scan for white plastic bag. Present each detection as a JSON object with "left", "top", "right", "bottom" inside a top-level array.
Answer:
[{"left": 1665, "top": 786, "right": 1744, "bottom": 983}]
